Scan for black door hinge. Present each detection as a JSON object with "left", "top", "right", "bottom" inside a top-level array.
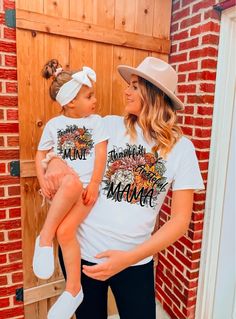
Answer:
[
  {"left": 16, "top": 287, "right": 24, "bottom": 302},
  {"left": 10, "top": 160, "right": 20, "bottom": 177},
  {"left": 5, "top": 9, "right": 16, "bottom": 28}
]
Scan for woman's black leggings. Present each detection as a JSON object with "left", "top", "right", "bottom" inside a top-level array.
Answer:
[{"left": 58, "top": 248, "right": 156, "bottom": 319}]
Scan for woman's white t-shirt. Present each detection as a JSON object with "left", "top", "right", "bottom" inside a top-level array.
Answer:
[
  {"left": 38, "top": 114, "right": 108, "bottom": 185},
  {"left": 76, "top": 115, "right": 203, "bottom": 265}
]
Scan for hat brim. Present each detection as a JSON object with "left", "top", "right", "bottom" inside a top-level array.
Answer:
[{"left": 117, "top": 65, "right": 184, "bottom": 111}]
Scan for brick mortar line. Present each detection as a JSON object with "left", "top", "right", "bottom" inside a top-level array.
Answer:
[
  {"left": 0, "top": 221, "right": 22, "bottom": 225},
  {"left": 6, "top": 206, "right": 21, "bottom": 211},
  {"left": 156, "top": 283, "right": 185, "bottom": 311},
  {"left": 158, "top": 256, "right": 196, "bottom": 282},
  {"left": 171, "top": 53, "right": 218, "bottom": 59},
  {"left": 0, "top": 79, "right": 18, "bottom": 83},
  {"left": 178, "top": 105, "right": 214, "bottom": 108},
  {"left": 176, "top": 124, "right": 212, "bottom": 129},
  {"left": 0, "top": 122, "right": 19, "bottom": 126},
  {"left": 171, "top": 32, "right": 220, "bottom": 42},
  {"left": 171, "top": 16, "right": 220, "bottom": 30},
  {"left": 172, "top": 49, "right": 219, "bottom": 56},
  {"left": 0, "top": 306, "right": 23, "bottom": 311},
  {"left": 0, "top": 36, "right": 16, "bottom": 43},
  {"left": 171, "top": 54, "right": 218, "bottom": 60},
  {"left": 0, "top": 263, "right": 23, "bottom": 269},
  {"left": 0, "top": 132, "right": 19, "bottom": 135},
  {"left": 172, "top": 1, "right": 218, "bottom": 13},
  {"left": 0, "top": 250, "right": 22, "bottom": 256},
  {"left": 158, "top": 279, "right": 198, "bottom": 303},
  {"left": 176, "top": 81, "right": 217, "bottom": 85},
  {"left": 0, "top": 216, "right": 21, "bottom": 220},
  {"left": 0, "top": 52, "right": 17, "bottom": 57},
  {"left": 0, "top": 147, "right": 20, "bottom": 150},
  {"left": 0, "top": 66, "right": 17, "bottom": 71},
  {"left": 158, "top": 259, "right": 198, "bottom": 290},
  {"left": 167, "top": 241, "right": 203, "bottom": 261},
  {"left": 0, "top": 90, "right": 18, "bottom": 94},
  {"left": 171, "top": 48, "right": 219, "bottom": 57},
  {"left": 177, "top": 72, "right": 217, "bottom": 76},
  {"left": 166, "top": 247, "right": 202, "bottom": 270},
  {"left": 0, "top": 130, "right": 20, "bottom": 133},
  {"left": 161, "top": 283, "right": 187, "bottom": 311},
  {"left": 171, "top": 25, "right": 220, "bottom": 36}
]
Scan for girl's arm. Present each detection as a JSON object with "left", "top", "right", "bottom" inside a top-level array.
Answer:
[
  {"left": 82, "top": 189, "right": 194, "bottom": 280},
  {"left": 83, "top": 140, "right": 107, "bottom": 206}
]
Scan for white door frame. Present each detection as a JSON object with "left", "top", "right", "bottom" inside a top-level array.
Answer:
[{"left": 195, "top": 6, "right": 236, "bottom": 319}]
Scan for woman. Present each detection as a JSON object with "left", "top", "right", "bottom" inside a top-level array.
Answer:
[{"left": 44, "top": 57, "right": 204, "bottom": 319}]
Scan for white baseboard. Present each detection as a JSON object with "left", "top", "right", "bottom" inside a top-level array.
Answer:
[{"left": 108, "top": 300, "right": 170, "bottom": 319}]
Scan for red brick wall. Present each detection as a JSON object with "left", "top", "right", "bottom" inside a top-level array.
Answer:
[
  {"left": 155, "top": 1, "right": 221, "bottom": 318},
  {"left": 0, "top": 0, "right": 225, "bottom": 318},
  {"left": 0, "top": 0, "right": 24, "bottom": 318}
]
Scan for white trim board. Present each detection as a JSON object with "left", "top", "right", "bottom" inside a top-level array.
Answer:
[{"left": 195, "top": 6, "right": 236, "bottom": 319}]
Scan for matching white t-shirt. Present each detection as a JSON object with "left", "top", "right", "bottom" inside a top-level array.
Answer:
[
  {"left": 77, "top": 115, "right": 205, "bottom": 265},
  {"left": 38, "top": 114, "right": 108, "bottom": 185},
  {"left": 38, "top": 114, "right": 204, "bottom": 266}
]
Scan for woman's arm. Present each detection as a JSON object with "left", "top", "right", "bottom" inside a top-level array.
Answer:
[
  {"left": 127, "top": 189, "right": 193, "bottom": 263},
  {"left": 82, "top": 189, "right": 194, "bottom": 280},
  {"left": 35, "top": 150, "right": 48, "bottom": 180},
  {"left": 35, "top": 150, "right": 52, "bottom": 198},
  {"left": 91, "top": 140, "right": 107, "bottom": 184},
  {"left": 43, "top": 157, "right": 70, "bottom": 195},
  {"left": 44, "top": 140, "right": 107, "bottom": 200}
]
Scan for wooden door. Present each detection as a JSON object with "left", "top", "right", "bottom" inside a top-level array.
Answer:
[{"left": 15, "top": 0, "right": 172, "bottom": 317}]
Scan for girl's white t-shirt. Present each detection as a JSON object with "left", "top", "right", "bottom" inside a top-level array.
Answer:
[
  {"left": 38, "top": 114, "right": 109, "bottom": 185},
  {"left": 77, "top": 115, "right": 205, "bottom": 265}
]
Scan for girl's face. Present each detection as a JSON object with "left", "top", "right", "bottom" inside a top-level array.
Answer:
[
  {"left": 124, "top": 75, "right": 142, "bottom": 116},
  {"left": 67, "top": 85, "right": 97, "bottom": 118}
]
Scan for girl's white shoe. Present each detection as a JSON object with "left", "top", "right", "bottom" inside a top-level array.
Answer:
[
  {"left": 47, "top": 289, "right": 84, "bottom": 319},
  {"left": 32, "top": 235, "right": 54, "bottom": 279}
]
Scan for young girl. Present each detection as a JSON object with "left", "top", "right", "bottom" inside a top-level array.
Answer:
[{"left": 33, "top": 59, "right": 108, "bottom": 319}]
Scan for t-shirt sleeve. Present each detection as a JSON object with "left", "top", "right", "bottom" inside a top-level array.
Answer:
[
  {"left": 38, "top": 122, "right": 54, "bottom": 151},
  {"left": 102, "top": 115, "right": 122, "bottom": 138},
  {"left": 172, "top": 139, "right": 205, "bottom": 191},
  {"left": 93, "top": 115, "right": 110, "bottom": 145}
]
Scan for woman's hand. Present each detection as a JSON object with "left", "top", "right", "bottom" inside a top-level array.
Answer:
[
  {"left": 82, "top": 250, "right": 132, "bottom": 281},
  {"left": 38, "top": 177, "right": 53, "bottom": 199},
  {"left": 82, "top": 181, "right": 99, "bottom": 206},
  {"left": 44, "top": 158, "right": 69, "bottom": 196}
]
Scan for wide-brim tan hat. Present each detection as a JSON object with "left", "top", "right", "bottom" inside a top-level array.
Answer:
[{"left": 117, "top": 57, "right": 184, "bottom": 110}]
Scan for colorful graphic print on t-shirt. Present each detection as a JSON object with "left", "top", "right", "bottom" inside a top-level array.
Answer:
[
  {"left": 102, "top": 143, "right": 168, "bottom": 208},
  {"left": 57, "top": 125, "right": 94, "bottom": 161}
]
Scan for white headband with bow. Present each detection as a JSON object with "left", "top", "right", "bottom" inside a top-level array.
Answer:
[{"left": 56, "top": 66, "right": 96, "bottom": 106}]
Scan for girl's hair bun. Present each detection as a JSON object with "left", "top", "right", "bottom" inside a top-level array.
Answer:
[
  {"left": 42, "top": 59, "right": 72, "bottom": 101},
  {"left": 42, "top": 59, "right": 61, "bottom": 79}
]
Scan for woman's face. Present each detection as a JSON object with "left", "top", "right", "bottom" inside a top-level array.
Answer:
[{"left": 124, "top": 75, "right": 142, "bottom": 116}]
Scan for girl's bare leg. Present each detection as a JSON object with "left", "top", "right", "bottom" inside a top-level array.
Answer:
[
  {"left": 47, "top": 197, "right": 91, "bottom": 318},
  {"left": 56, "top": 196, "right": 93, "bottom": 296},
  {"left": 39, "top": 174, "right": 83, "bottom": 246}
]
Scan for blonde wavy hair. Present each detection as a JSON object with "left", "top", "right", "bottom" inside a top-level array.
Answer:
[{"left": 124, "top": 77, "right": 182, "bottom": 158}]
